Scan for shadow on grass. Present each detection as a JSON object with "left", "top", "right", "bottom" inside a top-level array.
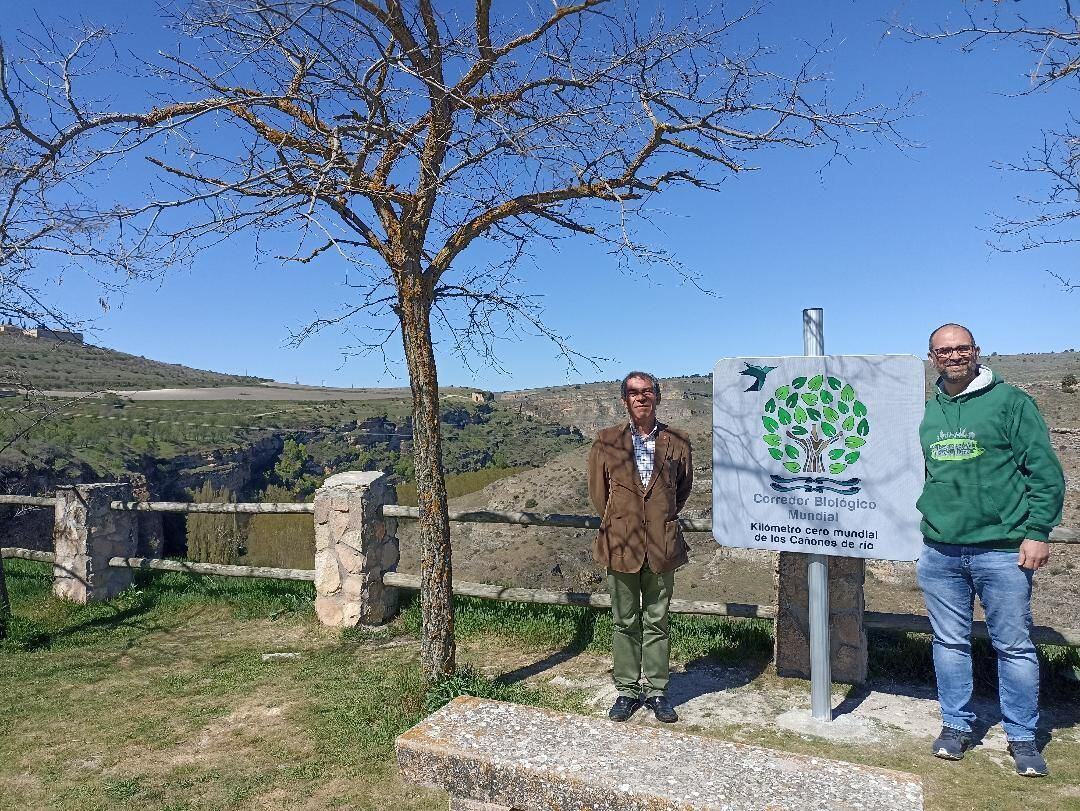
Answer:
[
  {"left": 11, "top": 593, "right": 165, "bottom": 652},
  {"left": 494, "top": 608, "right": 603, "bottom": 685},
  {"left": 2, "top": 559, "right": 314, "bottom": 653},
  {"left": 426, "top": 590, "right": 777, "bottom": 698}
]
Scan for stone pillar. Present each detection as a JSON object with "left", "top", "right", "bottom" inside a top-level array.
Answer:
[
  {"left": 53, "top": 483, "right": 138, "bottom": 604},
  {"left": 774, "top": 552, "right": 867, "bottom": 684},
  {"left": 313, "top": 471, "right": 399, "bottom": 627}
]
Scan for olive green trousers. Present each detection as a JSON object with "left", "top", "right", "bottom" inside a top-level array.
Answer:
[{"left": 607, "top": 563, "right": 674, "bottom": 698}]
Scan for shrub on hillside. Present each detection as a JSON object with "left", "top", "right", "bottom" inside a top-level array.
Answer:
[{"left": 1063, "top": 373, "right": 1078, "bottom": 393}]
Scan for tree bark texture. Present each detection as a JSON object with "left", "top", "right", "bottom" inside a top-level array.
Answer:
[
  {"left": 398, "top": 269, "right": 455, "bottom": 680},
  {"left": 0, "top": 557, "right": 10, "bottom": 640}
]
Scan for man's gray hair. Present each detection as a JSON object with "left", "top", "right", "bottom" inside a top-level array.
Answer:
[
  {"left": 621, "top": 371, "right": 661, "bottom": 401},
  {"left": 928, "top": 323, "right": 976, "bottom": 351}
]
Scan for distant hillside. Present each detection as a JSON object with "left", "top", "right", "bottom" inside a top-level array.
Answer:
[
  {"left": 961, "top": 350, "right": 1080, "bottom": 385},
  {"left": 502, "top": 352, "right": 1080, "bottom": 437},
  {"left": 0, "top": 333, "right": 270, "bottom": 390}
]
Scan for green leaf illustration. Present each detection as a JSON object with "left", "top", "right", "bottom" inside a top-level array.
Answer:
[
  {"left": 841, "top": 383, "right": 855, "bottom": 402},
  {"left": 845, "top": 436, "right": 866, "bottom": 449},
  {"left": 784, "top": 444, "right": 799, "bottom": 459},
  {"left": 763, "top": 433, "right": 781, "bottom": 447},
  {"left": 829, "top": 463, "right": 847, "bottom": 475},
  {"left": 762, "top": 416, "right": 779, "bottom": 432},
  {"left": 842, "top": 415, "right": 855, "bottom": 432},
  {"left": 857, "top": 418, "right": 870, "bottom": 436},
  {"left": 769, "top": 448, "right": 783, "bottom": 460},
  {"left": 783, "top": 461, "right": 801, "bottom": 473},
  {"left": 786, "top": 393, "right": 799, "bottom": 408},
  {"left": 837, "top": 401, "right": 849, "bottom": 414},
  {"left": 800, "top": 392, "right": 818, "bottom": 406},
  {"left": 827, "top": 376, "right": 842, "bottom": 390},
  {"left": 792, "top": 376, "right": 807, "bottom": 389},
  {"left": 820, "top": 421, "right": 837, "bottom": 437},
  {"left": 794, "top": 406, "right": 808, "bottom": 423},
  {"left": 828, "top": 448, "right": 846, "bottom": 460},
  {"left": 806, "top": 407, "right": 822, "bottom": 422},
  {"left": 791, "top": 425, "right": 808, "bottom": 436},
  {"left": 853, "top": 400, "right": 867, "bottom": 417},
  {"left": 774, "top": 385, "right": 790, "bottom": 400},
  {"left": 845, "top": 451, "right": 861, "bottom": 464},
  {"left": 808, "top": 374, "right": 824, "bottom": 391},
  {"left": 823, "top": 406, "right": 839, "bottom": 422},
  {"left": 778, "top": 408, "right": 792, "bottom": 425},
  {"left": 819, "top": 390, "right": 834, "bottom": 404},
  {"left": 765, "top": 398, "right": 776, "bottom": 413}
]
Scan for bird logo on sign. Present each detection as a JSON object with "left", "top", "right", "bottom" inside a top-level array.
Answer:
[{"left": 740, "top": 362, "right": 777, "bottom": 392}]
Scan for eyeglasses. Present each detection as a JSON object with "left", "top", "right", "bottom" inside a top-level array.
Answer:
[{"left": 931, "top": 344, "right": 976, "bottom": 359}]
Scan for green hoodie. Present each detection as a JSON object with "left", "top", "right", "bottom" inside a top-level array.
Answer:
[{"left": 917, "top": 366, "right": 1064, "bottom": 549}]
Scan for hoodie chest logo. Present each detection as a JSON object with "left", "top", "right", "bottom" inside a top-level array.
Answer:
[{"left": 930, "top": 436, "right": 984, "bottom": 461}]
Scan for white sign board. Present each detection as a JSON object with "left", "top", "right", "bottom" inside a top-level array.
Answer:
[{"left": 712, "top": 355, "right": 924, "bottom": 561}]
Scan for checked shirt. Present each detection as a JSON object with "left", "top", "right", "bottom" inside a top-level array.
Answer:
[{"left": 629, "top": 422, "right": 658, "bottom": 487}]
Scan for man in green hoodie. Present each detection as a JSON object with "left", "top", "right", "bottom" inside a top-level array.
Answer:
[{"left": 917, "top": 323, "right": 1065, "bottom": 777}]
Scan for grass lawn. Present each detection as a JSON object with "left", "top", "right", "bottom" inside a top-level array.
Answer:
[{"left": 2, "top": 559, "right": 1078, "bottom": 810}]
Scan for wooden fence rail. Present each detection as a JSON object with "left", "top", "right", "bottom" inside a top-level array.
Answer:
[
  {"left": 1, "top": 547, "right": 55, "bottom": 563},
  {"left": 0, "top": 495, "right": 59, "bottom": 507},
  {"left": 109, "top": 501, "right": 315, "bottom": 514}
]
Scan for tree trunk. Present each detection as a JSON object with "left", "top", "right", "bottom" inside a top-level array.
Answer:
[
  {"left": 398, "top": 271, "right": 455, "bottom": 681},
  {"left": 0, "top": 557, "right": 10, "bottom": 641},
  {"left": 788, "top": 424, "right": 839, "bottom": 474}
]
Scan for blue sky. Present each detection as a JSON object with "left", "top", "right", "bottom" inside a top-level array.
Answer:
[{"left": 6, "top": 1, "right": 1077, "bottom": 390}]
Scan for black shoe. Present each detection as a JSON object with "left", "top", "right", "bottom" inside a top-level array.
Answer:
[
  {"left": 644, "top": 695, "right": 678, "bottom": 723},
  {"left": 1008, "top": 740, "right": 1048, "bottom": 777},
  {"left": 608, "top": 695, "right": 641, "bottom": 722},
  {"left": 931, "top": 726, "right": 972, "bottom": 760}
]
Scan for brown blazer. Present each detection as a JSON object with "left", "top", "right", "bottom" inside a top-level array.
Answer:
[{"left": 587, "top": 422, "right": 693, "bottom": 574}]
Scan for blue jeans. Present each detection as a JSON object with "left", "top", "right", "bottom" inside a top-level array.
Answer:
[{"left": 916, "top": 542, "right": 1039, "bottom": 741}]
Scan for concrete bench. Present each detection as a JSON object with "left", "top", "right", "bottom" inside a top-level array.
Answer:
[{"left": 396, "top": 696, "right": 924, "bottom": 811}]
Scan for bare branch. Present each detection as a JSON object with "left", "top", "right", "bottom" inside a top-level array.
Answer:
[{"left": 903, "top": 3, "right": 1080, "bottom": 256}]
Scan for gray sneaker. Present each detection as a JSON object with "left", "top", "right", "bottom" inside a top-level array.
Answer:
[
  {"left": 1007, "top": 740, "right": 1048, "bottom": 777},
  {"left": 932, "top": 726, "right": 972, "bottom": 760}
]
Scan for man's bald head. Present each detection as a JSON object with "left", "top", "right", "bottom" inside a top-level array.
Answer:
[{"left": 928, "top": 323, "right": 975, "bottom": 352}]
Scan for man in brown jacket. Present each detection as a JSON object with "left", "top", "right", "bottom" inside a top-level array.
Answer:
[{"left": 588, "top": 371, "right": 693, "bottom": 723}]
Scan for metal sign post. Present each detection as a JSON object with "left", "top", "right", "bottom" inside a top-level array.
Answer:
[{"left": 803, "top": 308, "right": 832, "bottom": 721}]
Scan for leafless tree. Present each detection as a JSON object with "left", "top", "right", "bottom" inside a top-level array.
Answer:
[
  {"left": 1, "top": 31, "right": 136, "bottom": 638},
  {"left": 903, "top": 2, "right": 1080, "bottom": 289},
  {"left": 1, "top": 0, "right": 906, "bottom": 676}
]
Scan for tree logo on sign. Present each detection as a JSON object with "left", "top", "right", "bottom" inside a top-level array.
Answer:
[{"left": 759, "top": 374, "right": 868, "bottom": 494}]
